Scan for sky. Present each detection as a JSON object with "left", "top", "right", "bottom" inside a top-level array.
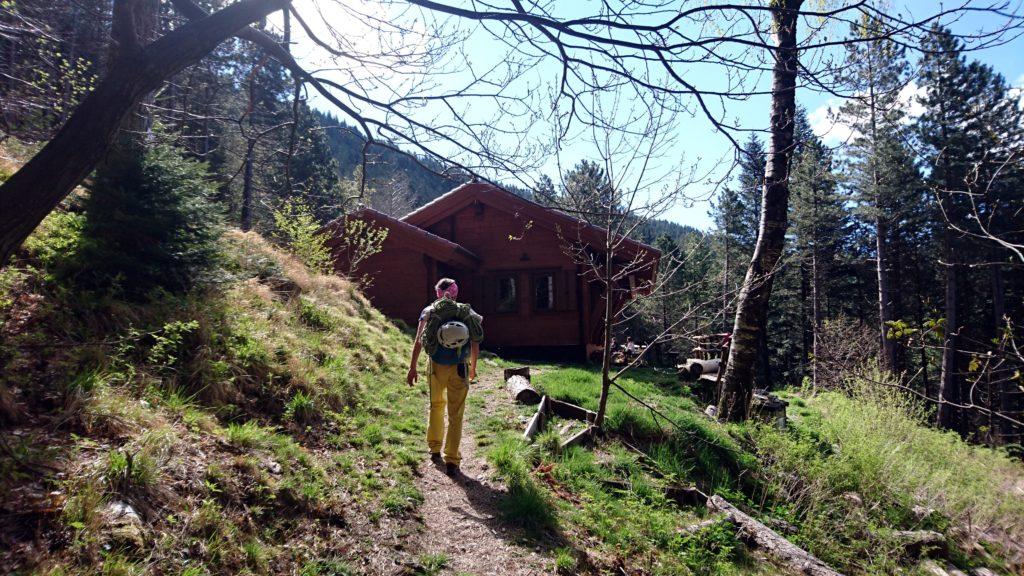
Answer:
[{"left": 276, "top": 1, "right": 1024, "bottom": 230}]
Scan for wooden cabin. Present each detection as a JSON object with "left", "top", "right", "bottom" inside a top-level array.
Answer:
[{"left": 325, "top": 182, "right": 660, "bottom": 359}]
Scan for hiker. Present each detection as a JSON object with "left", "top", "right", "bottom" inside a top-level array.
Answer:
[{"left": 406, "top": 278, "right": 484, "bottom": 475}]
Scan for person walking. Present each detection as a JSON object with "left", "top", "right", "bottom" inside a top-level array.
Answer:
[{"left": 407, "top": 278, "right": 484, "bottom": 475}]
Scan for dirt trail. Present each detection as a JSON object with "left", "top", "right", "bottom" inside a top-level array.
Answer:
[{"left": 416, "top": 371, "right": 550, "bottom": 576}]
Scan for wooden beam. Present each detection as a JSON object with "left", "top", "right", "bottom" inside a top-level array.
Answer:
[{"left": 523, "top": 395, "right": 549, "bottom": 440}]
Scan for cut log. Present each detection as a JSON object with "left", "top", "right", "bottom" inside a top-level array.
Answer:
[
  {"left": 708, "top": 494, "right": 844, "bottom": 576},
  {"left": 503, "top": 366, "right": 531, "bottom": 381},
  {"left": 507, "top": 375, "right": 541, "bottom": 405},
  {"left": 549, "top": 398, "right": 597, "bottom": 423},
  {"left": 689, "top": 358, "right": 720, "bottom": 377},
  {"left": 523, "top": 395, "right": 549, "bottom": 441}
]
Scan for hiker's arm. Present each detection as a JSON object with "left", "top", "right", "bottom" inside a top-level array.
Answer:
[
  {"left": 470, "top": 341, "right": 480, "bottom": 380},
  {"left": 407, "top": 319, "right": 426, "bottom": 387}
]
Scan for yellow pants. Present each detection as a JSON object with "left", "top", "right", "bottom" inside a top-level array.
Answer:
[{"left": 426, "top": 362, "right": 468, "bottom": 466}]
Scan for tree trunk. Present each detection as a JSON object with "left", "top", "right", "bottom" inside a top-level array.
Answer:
[
  {"left": 595, "top": 225, "right": 615, "bottom": 428},
  {"left": 876, "top": 216, "right": 897, "bottom": 371},
  {"left": 241, "top": 139, "right": 255, "bottom": 231},
  {"left": 866, "top": 52, "right": 897, "bottom": 374},
  {"left": 717, "top": 0, "right": 803, "bottom": 421},
  {"left": 811, "top": 245, "right": 822, "bottom": 390},
  {"left": 722, "top": 236, "right": 730, "bottom": 333},
  {"left": 937, "top": 227, "right": 961, "bottom": 432},
  {"left": 0, "top": 0, "right": 289, "bottom": 267}
]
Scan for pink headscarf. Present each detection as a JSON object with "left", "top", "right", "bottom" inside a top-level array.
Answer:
[{"left": 436, "top": 282, "right": 459, "bottom": 300}]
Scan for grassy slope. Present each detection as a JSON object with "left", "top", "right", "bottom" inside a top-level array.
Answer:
[
  {"left": 469, "top": 365, "right": 1024, "bottom": 576},
  {"left": 1, "top": 226, "right": 437, "bottom": 575}
]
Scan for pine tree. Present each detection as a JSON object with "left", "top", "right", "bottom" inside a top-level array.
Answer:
[
  {"left": 789, "top": 109, "right": 850, "bottom": 388},
  {"left": 839, "top": 16, "right": 910, "bottom": 374},
  {"left": 71, "top": 140, "right": 222, "bottom": 298}
]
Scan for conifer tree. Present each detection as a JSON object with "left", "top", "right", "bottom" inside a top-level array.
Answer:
[
  {"left": 839, "top": 17, "right": 909, "bottom": 374},
  {"left": 789, "top": 109, "right": 850, "bottom": 388}
]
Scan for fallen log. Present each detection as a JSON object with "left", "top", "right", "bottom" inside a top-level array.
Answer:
[
  {"left": 893, "top": 530, "right": 947, "bottom": 558},
  {"left": 503, "top": 366, "right": 531, "bottom": 381},
  {"left": 507, "top": 375, "right": 541, "bottom": 405},
  {"left": 708, "top": 494, "right": 844, "bottom": 576},
  {"left": 523, "top": 395, "right": 549, "bottom": 441}
]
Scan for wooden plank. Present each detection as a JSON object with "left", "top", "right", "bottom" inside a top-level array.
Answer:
[
  {"left": 523, "top": 395, "right": 549, "bottom": 441},
  {"left": 559, "top": 425, "right": 594, "bottom": 449},
  {"left": 549, "top": 398, "right": 597, "bottom": 423}
]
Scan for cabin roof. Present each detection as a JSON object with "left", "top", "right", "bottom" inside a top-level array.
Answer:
[
  {"left": 325, "top": 207, "right": 480, "bottom": 268},
  {"left": 401, "top": 181, "right": 662, "bottom": 262}
]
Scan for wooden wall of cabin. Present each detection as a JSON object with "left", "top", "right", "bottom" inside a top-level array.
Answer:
[
  {"left": 425, "top": 201, "right": 585, "bottom": 348},
  {"left": 333, "top": 233, "right": 436, "bottom": 329}
]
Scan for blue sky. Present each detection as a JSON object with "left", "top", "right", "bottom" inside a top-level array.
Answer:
[{"left": 281, "top": 2, "right": 1024, "bottom": 230}]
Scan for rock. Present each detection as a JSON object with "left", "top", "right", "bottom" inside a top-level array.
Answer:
[
  {"left": 912, "top": 504, "right": 937, "bottom": 521},
  {"left": 893, "top": 529, "right": 947, "bottom": 558},
  {"left": 921, "top": 560, "right": 950, "bottom": 576},
  {"left": 102, "top": 501, "right": 145, "bottom": 550},
  {"left": 704, "top": 405, "right": 718, "bottom": 418},
  {"left": 841, "top": 492, "right": 863, "bottom": 506},
  {"left": 970, "top": 568, "right": 998, "bottom": 576},
  {"left": 266, "top": 460, "right": 282, "bottom": 474}
]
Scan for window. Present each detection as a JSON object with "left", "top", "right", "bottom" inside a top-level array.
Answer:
[
  {"left": 496, "top": 276, "right": 517, "bottom": 313},
  {"left": 534, "top": 274, "right": 555, "bottom": 311}
]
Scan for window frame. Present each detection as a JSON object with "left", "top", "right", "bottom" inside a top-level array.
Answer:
[
  {"left": 532, "top": 272, "right": 557, "bottom": 312},
  {"left": 494, "top": 274, "right": 518, "bottom": 314}
]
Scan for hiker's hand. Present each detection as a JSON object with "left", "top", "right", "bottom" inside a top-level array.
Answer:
[{"left": 406, "top": 367, "right": 417, "bottom": 387}]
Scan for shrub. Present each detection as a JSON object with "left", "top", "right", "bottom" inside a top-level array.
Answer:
[
  {"left": 22, "top": 210, "right": 86, "bottom": 270},
  {"left": 273, "top": 198, "right": 334, "bottom": 274},
  {"left": 70, "top": 140, "right": 222, "bottom": 298}
]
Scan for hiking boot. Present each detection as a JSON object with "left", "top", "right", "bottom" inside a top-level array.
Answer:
[
  {"left": 445, "top": 462, "right": 460, "bottom": 476},
  {"left": 429, "top": 452, "right": 443, "bottom": 464}
]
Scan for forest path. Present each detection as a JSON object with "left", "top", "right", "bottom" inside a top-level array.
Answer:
[{"left": 415, "top": 368, "right": 552, "bottom": 576}]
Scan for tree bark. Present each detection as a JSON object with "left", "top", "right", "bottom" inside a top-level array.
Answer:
[
  {"left": 0, "top": 0, "right": 289, "bottom": 267},
  {"left": 717, "top": 0, "right": 803, "bottom": 421},
  {"left": 811, "top": 244, "right": 822, "bottom": 390}
]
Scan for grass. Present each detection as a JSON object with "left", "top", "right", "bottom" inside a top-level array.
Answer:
[
  {"left": 750, "top": 376, "right": 1024, "bottom": 573},
  {"left": 0, "top": 225, "right": 436, "bottom": 575},
  {"left": 415, "top": 552, "right": 450, "bottom": 576}
]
